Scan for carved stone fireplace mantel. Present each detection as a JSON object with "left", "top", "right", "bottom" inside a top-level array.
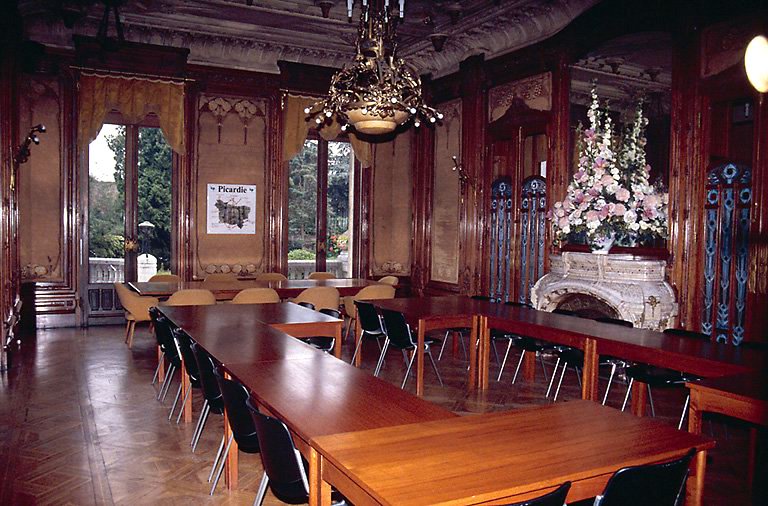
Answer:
[{"left": 532, "top": 252, "right": 678, "bottom": 330}]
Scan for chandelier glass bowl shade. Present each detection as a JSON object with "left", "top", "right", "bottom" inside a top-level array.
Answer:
[
  {"left": 305, "top": 0, "right": 442, "bottom": 135},
  {"left": 745, "top": 35, "right": 768, "bottom": 93}
]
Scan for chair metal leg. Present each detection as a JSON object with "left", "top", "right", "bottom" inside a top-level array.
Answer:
[
  {"left": 553, "top": 362, "right": 569, "bottom": 402},
  {"left": 426, "top": 348, "right": 443, "bottom": 386},
  {"left": 546, "top": 357, "right": 561, "bottom": 398},
  {"left": 208, "top": 433, "right": 227, "bottom": 482},
  {"left": 401, "top": 350, "right": 417, "bottom": 389},
  {"left": 151, "top": 360, "right": 161, "bottom": 385},
  {"left": 621, "top": 378, "right": 634, "bottom": 411},
  {"left": 168, "top": 382, "right": 183, "bottom": 420},
  {"left": 350, "top": 330, "right": 365, "bottom": 364},
  {"left": 437, "top": 330, "right": 451, "bottom": 360},
  {"left": 647, "top": 384, "right": 656, "bottom": 417},
  {"left": 511, "top": 349, "right": 526, "bottom": 384},
  {"left": 678, "top": 394, "right": 690, "bottom": 430},
  {"left": 575, "top": 367, "right": 582, "bottom": 388},
  {"left": 538, "top": 353, "right": 550, "bottom": 384},
  {"left": 176, "top": 384, "right": 192, "bottom": 424},
  {"left": 159, "top": 364, "right": 176, "bottom": 402},
  {"left": 157, "top": 363, "right": 173, "bottom": 400},
  {"left": 191, "top": 400, "right": 209, "bottom": 450},
  {"left": 253, "top": 472, "right": 269, "bottom": 506},
  {"left": 210, "top": 434, "right": 233, "bottom": 495},
  {"left": 491, "top": 339, "right": 501, "bottom": 366},
  {"left": 602, "top": 363, "right": 617, "bottom": 405},
  {"left": 373, "top": 339, "right": 390, "bottom": 377},
  {"left": 497, "top": 340, "right": 514, "bottom": 381}
]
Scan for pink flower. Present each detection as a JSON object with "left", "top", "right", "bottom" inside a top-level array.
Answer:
[
  {"left": 584, "top": 129, "right": 596, "bottom": 140},
  {"left": 615, "top": 188, "right": 630, "bottom": 202},
  {"left": 586, "top": 210, "right": 600, "bottom": 223},
  {"left": 599, "top": 206, "right": 611, "bottom": 219},
  {"left": 588, "top": 188, "right": 600, "bottom": 197},
  {"left": 600, "top": 175, "right": 614, "bottom": 186},
  {"left": 613, "top": 203, "right": 626, "bottom": 216},
  {"left": 558, "top": 217, "right": 569, "bottom": 228},
  {"left": 644, "top": 194, "right": 658, "bottom": 208}
]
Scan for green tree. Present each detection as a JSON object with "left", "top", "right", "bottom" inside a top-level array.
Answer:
[{"left": 288, "top": 140, "right": 318, "bottom": 251}]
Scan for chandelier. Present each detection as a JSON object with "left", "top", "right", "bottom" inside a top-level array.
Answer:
[{"left": 305, "top": 0, "right": 442, "bottom": 135}]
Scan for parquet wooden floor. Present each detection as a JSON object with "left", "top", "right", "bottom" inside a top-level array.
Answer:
[{"left": 0, "top": 324, "right": 756, "bottom": 505}]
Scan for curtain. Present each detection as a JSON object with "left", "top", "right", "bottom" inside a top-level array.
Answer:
[
  {"left": 282, "top": 94, "right": 372, "bottom": 168},
  {"left": 78, "top": 73, "right": 185, "bottom": 152}
]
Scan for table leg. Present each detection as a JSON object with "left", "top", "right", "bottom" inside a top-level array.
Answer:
[
  {"left": 686, "top": 449, "right": 707, "bottom": 506},
  {"left": 222, "top": 372, "right": 238, "bottom": 490},
  {"left": 416, "top": 319, "right": 425, "bottom": 396},
  {"left": 631, "top": 380, "right": 648, "bottom": 417},
  {"left": 479, "top": 317, "right": 490, "bottom": 390},
  {"left": 687, "top": 390, "right": 703, "bottom": 435},
  {"left": 309, "top": 447, "right": 331, "bottom": 506},
  {"left": 333, "top": 321, "right": 342, "bottom": 359},
  {"left": 581, "top": 339, "right": 598, "bottom": 401},
  {"left": 468, "top": 317, "right": 478, "bottom": 390},
  {"left": 180, "top": 358, "right": 192, "bottom": 423},
  {"left": 157, "top": 346, "right": 165, "bottom": 382},
  {"left": 522, "top": 353, "right": 535, "bottom": 382},
  {"left": 354, "top": 316, "right": 362, "bottom": 367}
]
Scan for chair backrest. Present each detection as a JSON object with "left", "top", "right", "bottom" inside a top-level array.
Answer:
[
  {"left": 296, "top": 301, "right": 315, "bottom": 310},
  {"left": 293, "top": 286, "right": 340, "bottom": 311},
  {"left": 165, "top": 289, "right": 217, "bottom": 306},
  {"left": 355, "top": 300, "right": 384, "bottom": 334},
  {"left": 378, "top": 275, "right": 398, "bottom": 285},
  {"left": 504, "top": 481, "right": 571, "bottom": 506},
  {"left": 663, "top": 328, "right": 710, "bottom": 341},
  {"left": 308, "top": 271, "right": 335, "bottom": 280},
  {"left": 203, "top": 272, "right": 238, "bottom": 283},
  {"left": 189, "top": 341, "right": 223, "bottom": 407},
  {"left": 379, "top": 308, "right": 415, "bottom": 350},
  {"left": 318, "top": 308, "right": 341, "bottom": 319},
  {"left": 245, "top": 398, "right": 309, "bottom": 504},
  {"left": 212, "top": 367, "right": 259, "bottom": 448},
  {"left": 113, "top": 282, "right": 158, "bottom": 321},
  {"left": 353, "top": 284, "right": 396, "bottom": 301},
  {"left": 148, "top": 273, "right": 180, "bottom": 282},
  {"left": 149, "top": 307, "right": 180, "bottom": 364},
  {"left": 231, "top": 288, "right": 280, "bottom": 304},
  {"left": 255, "top": 272, "right": 288, "bottom": 281},
  {"left": 595, "top": 317, "right": 634, "bottom": 328},
  {"left": 171, "top": 327, "right": 200, "bottom": 383},
  {"left": 595, "top": 449, "right": 695, "bottom": 506}
]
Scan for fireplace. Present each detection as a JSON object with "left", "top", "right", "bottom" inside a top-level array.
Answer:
[{"left": 532, "top": 252, "right": 678, "bottom": 330}]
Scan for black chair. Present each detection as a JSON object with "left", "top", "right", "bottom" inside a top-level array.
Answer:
[
  {"left": 621, "top": 328, "right": 708, "bottom": 430},
  {"left": 593, "top": 317, "right": 634, "bottom": 406},
  {"left": 296, "top": 301, "right": 315, "bottom": 310},
  {"left": 544, "top": 308, "right": 584, "bottom": 401},
  {"left": 594, "top": 449, "right": 696, "bottom": 506},
  {"left": 504, "top": 481, "right": 571, "bottom": 506},
  {"left": 210, "top": 367, "right": 260, "bottom": 495},
  {"left": 437, "top": 295, "right": 490, "bottom": 361},
  {"left": 494, "top": 301, "right": 553, "bottom": 384},
  {"left": 188, "top": 342, "right": 224, "bottom": 453},
  {"left": 350, "top": 300, "right": 387, "bottom": 365},
  {"left": 297, "top": 308, "right": 340, "bottom": 353},
  {"left": 169, "top": 327, "right": 202, "bottom": 423},
  {"left": 150, "top": 307, "right": 181, "bottom": 403},
  {"left": 245, "top": 399, "right": 347, "bottom": 505},
  {"left": 376, "top": 308, "right": 443, "bottom": 389}
]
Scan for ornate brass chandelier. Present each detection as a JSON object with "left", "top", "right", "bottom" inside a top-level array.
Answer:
[{"left": 305, "top": 0, "right": 442, "bottom": 135}]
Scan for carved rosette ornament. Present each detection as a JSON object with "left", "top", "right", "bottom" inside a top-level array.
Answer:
[{"left": 532, "top": 252, "right": 678, "bottom": 331}]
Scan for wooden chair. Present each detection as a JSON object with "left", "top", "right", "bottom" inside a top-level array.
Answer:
[
  {"left": 231, "top": 288, "right": 280, "bottom": 304},
  {"left": 165, "top": 289, "right": 217, "bottom": 306},
  {"left": 148, "top": 273, "right": 180, "bottom": 282},
  {"left": 593, "top": 449, "right": 695, "bottom": 505},
  {"left": 113, "top": 282, "right": 159, "bottom": 348},
  {"left": 378, "top": 275, "right": 398, "bottom": 285},
  {"left": 292, "top": 286, "right": 340, "bottom": 311},
  {"left": 255, "top": 272, "right": 288, "bottom": 281},
  {"left": 308, "top": 271, "right": 335, "bottom": 280},
  {"left": 203, "top": 272, "right": 238, "bottom": 283}
]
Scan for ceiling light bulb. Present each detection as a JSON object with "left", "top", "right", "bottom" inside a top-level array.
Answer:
[
  {"left": 341, "top": 124, "right": 348, "bottom": 131},
  {"left": 316, "top": 117, "right": 323, "bottom": 124},
  {"left": 304, "top": 107, "right": 311, "bottom": 114},
  {"left": 325, "top": 110, "right": 333, "bottom": 117},
  {"left": 391, "top": 97, "right": 398, "bottom": 103},
  {"left": 437, "top": 112, "right": 444, "bottom": 119},
  {"left": 745, "top": 35, "right": 768, "bottom": 93},
  {"left": 429, "top": 117, "right": 436, "bottom": 123},
  {"left": 414, "top": 121, "right": 420, "bottom": 127}
]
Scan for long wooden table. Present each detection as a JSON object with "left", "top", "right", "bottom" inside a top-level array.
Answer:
[
  {"left": 687, "top": 372, "right": 768, "bottom": 502},
  {"left": 312, "top": 401, "right": 714, "bottom": 506},
  {"left": 131, "top": 278, "right": 376, "bottom": 300}
]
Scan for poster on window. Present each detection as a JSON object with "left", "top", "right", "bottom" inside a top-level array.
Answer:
[{"left": 207, "top": 183, "right": 256, "bottom": 234}]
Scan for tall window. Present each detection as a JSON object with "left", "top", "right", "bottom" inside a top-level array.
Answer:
[{"left": 288, "top": 137, "right": 354, "bottom": 278}]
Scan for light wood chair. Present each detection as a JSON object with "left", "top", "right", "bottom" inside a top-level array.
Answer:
[
  {"left": 231, "top": 288, "right": 280, "bottom": 304},
  {"left": 113, "top": 282, "right": 159, "bottom": 348},
  {"left": 308, "top": 271, "right": 335, "bottom": 280},
  {"left": 148, "top": 273, "right": 181, "bottom": 282},
  {"left": 292, "top": 286, "right": 340, "bottom": 311},
  {"left": 378, "top": 275, "right": 398, "bottom": 285},
  {"left": 342, "top": 284, "right": 395, "bottom": 342},
  {"left": 203, "top": 273, "right": 238, "bottom": 283},
  {"left": 165, "top": 289, "right": 217, "bottom": 306},
  {"left": 254, "top": 272, "right": 288, "bottom": 281}
]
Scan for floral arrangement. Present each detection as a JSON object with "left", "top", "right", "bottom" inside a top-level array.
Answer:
[{"left": 549, "top": 85, "right": 668, "bottom": 250}]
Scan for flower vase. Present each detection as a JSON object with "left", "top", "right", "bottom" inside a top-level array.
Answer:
[{"left": 590, "top": 232, "right": 615, "bottom": 255}]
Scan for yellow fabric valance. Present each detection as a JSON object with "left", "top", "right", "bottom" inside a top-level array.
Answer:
[
  {"left": 78, "top": 74, "right": 185, "bottom": 153},
  {"left": 282, "top": 95, "right": 372, "bottom": 168}
]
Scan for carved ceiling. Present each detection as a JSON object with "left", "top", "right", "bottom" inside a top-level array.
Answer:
[{"left": 18, "top": 0, "right": 599, "bottom": 77}]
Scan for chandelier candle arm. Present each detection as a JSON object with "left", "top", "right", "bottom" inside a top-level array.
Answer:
[{"left": 307, "top": 0, "right": 441, "bottom": 136}]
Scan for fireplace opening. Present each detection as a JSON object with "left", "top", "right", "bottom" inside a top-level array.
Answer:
[{"left": 554, "top": 293, "right": 620, "bottom": 320}]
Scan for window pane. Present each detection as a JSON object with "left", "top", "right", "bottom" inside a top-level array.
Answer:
[
  {"left": 136, "top": 127, "right": 172, "bottom": 280},
  {"left": 288, "top": 140, "right": 318, "bottom": 278},
  {"left": 88, "top": 124, "right": 125, "bottom": 283},
  {"left": 327, "top": 141, "right": 353, "bottom": 278}
]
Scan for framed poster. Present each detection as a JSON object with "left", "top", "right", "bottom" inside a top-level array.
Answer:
[{"left": 207, "top": 183, "right": 257, "bottom": 234}]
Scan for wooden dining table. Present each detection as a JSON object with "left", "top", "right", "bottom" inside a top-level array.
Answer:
[
  {"left": 312, "top": 400, "right": 715, "bottom": 506},
  {"left": 130, "top": 278, "right": 377, "bottom": 300},
  {"left": 224, "top": 353, "right": 456, "bottom": 497}
]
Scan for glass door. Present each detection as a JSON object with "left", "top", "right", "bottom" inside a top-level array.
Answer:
[
  {"left": 288, "top": 138, "right": 354, "bottom": 279},
  {"left": 84, "top": 122, "right": 172, "bottom": 324}
]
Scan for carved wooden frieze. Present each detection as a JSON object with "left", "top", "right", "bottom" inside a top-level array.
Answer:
[{"left": 489, "top": 72, "right": 552, "bottom": 122}]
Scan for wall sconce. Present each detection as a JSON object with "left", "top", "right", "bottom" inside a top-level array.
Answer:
[
  {"left": 745, "top": 35, "right": 768, "bottom": 93},
  {"left": 14, "top": 124, "right": 46, "bottom": 166},
  {"left": 451, "top": 155, "right": 473, "bottom": 187}
]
